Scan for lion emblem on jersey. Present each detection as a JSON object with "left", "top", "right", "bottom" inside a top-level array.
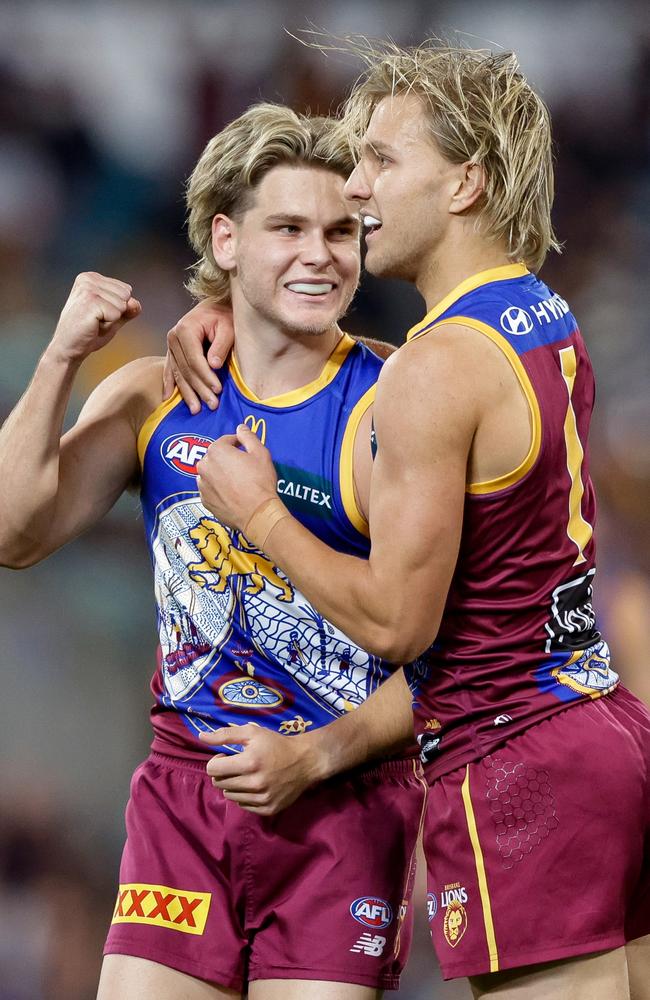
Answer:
[
  {"left": 188, "top": 518, "right": 294, "bottom": 603},
  {"left": 443, "top": 900, "right": 467, "bottom": 947}
]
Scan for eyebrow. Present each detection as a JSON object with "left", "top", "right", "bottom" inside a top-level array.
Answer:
[
  {"left": 264, "top": 213, "right": 360, "bottom": 229},
  {"left": 363, "top": 139, "right": 395, "bottom": 157}
]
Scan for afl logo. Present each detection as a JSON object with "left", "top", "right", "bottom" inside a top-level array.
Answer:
[
  {"left": 426, "top": 892, "right": 438, "bottom": 921},
  {"left": 500, "top": 306, "right": 533, "bottom": 336},
  {"left": 350, "top": 897, "right": 393, "bottom": 929},
  {"left": 161, "top": 434, "right": 214, "bottom": 477}
]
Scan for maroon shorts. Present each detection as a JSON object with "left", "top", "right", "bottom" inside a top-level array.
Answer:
[
  {"left": 104, "top": 750, "right": 426, "bottom": 991},
  {"left": 423, "top": 686, "right": 650, "bottom": 980}
]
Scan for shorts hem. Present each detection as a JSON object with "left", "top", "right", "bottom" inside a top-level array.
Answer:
[
  {"left": 248, "top": 963, "right": 401, "bottom": 990},
  {"left": 103, "top": 938, "right": 244, "bottom": 992},
  {"left": 439, "top": 932, "right": 626, "bottom": 980}
]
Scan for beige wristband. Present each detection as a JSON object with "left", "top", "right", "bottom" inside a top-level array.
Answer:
[{"left": 244, "top": 497, "right": 290, "bottom": 551}]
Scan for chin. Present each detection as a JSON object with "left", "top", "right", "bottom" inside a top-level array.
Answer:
[
  {"left": 284, "top": 318, "right": 334, "bottom": 337},
  {"left": 366, "top": 250, "right": 416, "bottom": 283}
]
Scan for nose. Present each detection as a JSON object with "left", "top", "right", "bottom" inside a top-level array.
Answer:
[
  {"left": 344, "top": 162, "right": 371, "bottom": 202},
  {"left": 300, "top": 230, "right": 333, "bottom": 269}
]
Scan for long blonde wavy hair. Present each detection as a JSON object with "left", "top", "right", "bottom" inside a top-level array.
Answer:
[
  {"left": 340, "top": 40, "right": 560, "bottom": 271},
  {"left": 186, "top": 103, "right": 354, "bottom": 302}
]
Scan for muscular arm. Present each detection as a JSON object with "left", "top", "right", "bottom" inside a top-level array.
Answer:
[
  {"left": 198, "top": 327, "right": 479, "bottom": 662},
  {"left": 0, "top": 273, "right": 159, "bottom": 567}
]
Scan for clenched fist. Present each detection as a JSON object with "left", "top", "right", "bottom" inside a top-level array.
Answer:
[{"left": 50, "top": 272, "right": 141, "bottom": 364}]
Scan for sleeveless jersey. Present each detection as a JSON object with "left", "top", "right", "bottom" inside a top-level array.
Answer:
[
  {"left": 138, "top": 334, "right": 386, "bottom": 758},
  {"left": 403, "top": 264, "right": 618, "bottom": 779}
]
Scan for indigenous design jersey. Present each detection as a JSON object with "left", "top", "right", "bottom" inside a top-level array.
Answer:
[
  {"left": 139, "top": 334, "right": 386, "bottom": 758},
  {"left": 404, "top": 264, "right": 618, "bottom": 779}
]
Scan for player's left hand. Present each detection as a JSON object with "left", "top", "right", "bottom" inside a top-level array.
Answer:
[
  {"left": 200, "top": 725, "right": 320, "bottom": 815},
  {"left": 195, "top": 423, "right": 278, "bottom": 532}
]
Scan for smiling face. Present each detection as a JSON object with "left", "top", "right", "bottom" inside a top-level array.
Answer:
[
  {"left": 344, "top": 93, "right": 466, "bottom": 285},
  {"left": 213, "top": 164, "right": 361, "bottom": 339}
]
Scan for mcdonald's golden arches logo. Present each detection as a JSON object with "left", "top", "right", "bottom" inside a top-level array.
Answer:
[{"left": 244, "top": 414, "right": 267, "bottom": 444}]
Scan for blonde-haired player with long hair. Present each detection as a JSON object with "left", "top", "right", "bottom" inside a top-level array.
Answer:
[{"left": 170, "top": 42, "right": 650, "bottom": 1000}]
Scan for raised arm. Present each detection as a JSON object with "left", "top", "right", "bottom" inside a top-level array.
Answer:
[
  {"left": 0, "top": 272, "right": 157, "bottom": 568},
  {"left": 196, "top": 326, "right": 479, "bottom": 662}
]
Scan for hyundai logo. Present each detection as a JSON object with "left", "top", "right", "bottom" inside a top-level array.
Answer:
[{"left": 500, "top": 306, "right": 533, "bottom": 336}]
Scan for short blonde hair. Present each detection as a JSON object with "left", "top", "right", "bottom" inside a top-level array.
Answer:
[
  {"left": 341, "top": 41, "right": 560, "bottom": 271},
  {"left": 186, "top": 103, "right": 354, "bottom": 302}
]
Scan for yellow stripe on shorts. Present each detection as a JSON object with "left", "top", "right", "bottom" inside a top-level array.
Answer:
[{"left": 461, "top": 766, "right": 499, "bottom": 971}]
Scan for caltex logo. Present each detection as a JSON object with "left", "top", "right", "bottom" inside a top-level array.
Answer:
[
  {"left": 350, "top": 896, "right": 393, "bottom": 929},
  {"left": 161, "top": 434, "right": 214, "bottom": 477},
  {"left": 500, "top": 306, "right": 533, "bottom": 336}
]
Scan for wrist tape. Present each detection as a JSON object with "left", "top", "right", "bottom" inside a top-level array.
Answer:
[{"left": 245, "top": 497, "right": 290, "bottom": 551}]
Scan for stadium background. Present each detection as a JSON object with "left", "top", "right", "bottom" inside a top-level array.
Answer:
[{"left": 0, "top": 1, "right": 648, "bottom": 996}]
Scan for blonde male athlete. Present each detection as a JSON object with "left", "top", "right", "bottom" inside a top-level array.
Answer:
[
  {"left": 0, "top": 105, "right": 426, "bottom": 1000},
  {"left": 166, "top": 45, "right": 650, "bottom": 1000}
]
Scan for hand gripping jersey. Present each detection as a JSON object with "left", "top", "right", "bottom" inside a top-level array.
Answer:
[
  {"left": 138, "top": 335, "right": 386, "bottom": 758},
  {"left": 404, "top": 264, "right": 618, "bottom": 779}
]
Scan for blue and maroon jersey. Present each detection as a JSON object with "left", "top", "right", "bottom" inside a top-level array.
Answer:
[
  {"left": 138, "top": 334, "right": 385, "bottom": 758},
  {"left": 404, "top": 264, "right": 618, "bottom": 779}
]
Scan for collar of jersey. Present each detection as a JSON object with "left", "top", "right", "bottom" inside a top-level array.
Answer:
[
  {"left": 406, "top": 263, "right": 530, "bottom": 341},
  {"left": 228, "top": 333, "right": 355, "bottom": 408}
]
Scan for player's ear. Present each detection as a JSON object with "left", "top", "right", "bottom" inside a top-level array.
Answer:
[
  {"left": 449, "top": 161, "right": 486, "bottom": 215},
  {"left": 212, "top": 214, "right": 237, "bottom": 271}
]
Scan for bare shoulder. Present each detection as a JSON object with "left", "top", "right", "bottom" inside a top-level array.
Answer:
[
  {"left": 374, "top": 324, "right": 483, "bottom": 443},
  {"left": 378, "top": 321, "right": 512, "bottom": 422},
  {"left": 79, "top": 356, "right": 166, "bottom": 432}
]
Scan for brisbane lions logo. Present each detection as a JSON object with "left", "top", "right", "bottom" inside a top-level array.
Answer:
[
  {"left": 443, "top": 900, "right": 468, "bottom": 947},
  {"left": 187, "top": 518, "right": 294, "bottom": 603}
]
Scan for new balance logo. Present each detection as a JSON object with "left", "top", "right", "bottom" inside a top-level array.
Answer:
[{"left": 350, "top": 933, "right": 386, "bottom": 956}]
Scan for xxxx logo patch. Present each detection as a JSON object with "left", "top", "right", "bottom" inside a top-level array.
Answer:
[{"left": 112, "top": 883, "right": 211, "bottom": 935}]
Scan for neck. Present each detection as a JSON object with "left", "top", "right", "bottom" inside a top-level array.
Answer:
[
  {"left": 416, "top": 225, "right": 513, "bottom": 312},
  {"left": 229, "top": 297, "right": 342, "bottom": 400}
]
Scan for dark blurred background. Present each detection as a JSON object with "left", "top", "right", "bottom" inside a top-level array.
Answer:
[{"left": 0, "top": 1, "right": 648, "bottom": 997}]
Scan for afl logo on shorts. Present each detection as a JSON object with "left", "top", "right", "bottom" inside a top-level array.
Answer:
[
  {"left": 161, "top": 434, "right": 215, "bottom": 478},
  {"left": 426, "top": 892, "right": 438, "bottom": 921},
  {"left": 350, "top": 897, "right": 393, "bottom": 929},
  {"left": 500, "top": 306, "right": 533, "bottom": 336}
]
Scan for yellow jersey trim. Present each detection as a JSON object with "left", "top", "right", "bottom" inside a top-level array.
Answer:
[
  {"left": 461, "top": 766, "right": 499, "bottom": 972},
  {"left": 406, "top": 264, "right": 529, "bottom": 342},
  {"left": 427, "top": 316, "right": 542, "bottom": 494},
  {"left": 339, "top": 384, "right": 376, "bottom": 538},
  {"left": 558, "top": 346, "right": 593, "bottom": 565},
  {"left": 137, "top": 390, "right": 183, "bottom": 469},
  {"left": 229, "top": 333, "right": 356, "bottom": 408}
]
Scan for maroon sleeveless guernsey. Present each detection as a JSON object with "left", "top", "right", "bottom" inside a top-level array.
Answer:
[{"left": 404, "top": 264, "right": 618, "bottom": 779}]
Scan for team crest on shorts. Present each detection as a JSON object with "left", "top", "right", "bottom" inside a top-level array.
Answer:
[
  {"left": 350, "top": 896, "right": 393, "bottom": 929},
  {"left": 443, "top": 899, "right": 468, "bottom": 947}
]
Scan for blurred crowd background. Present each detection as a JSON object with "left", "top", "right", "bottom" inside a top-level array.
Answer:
[{"left": 0, "top": 1, "right": 648, "bottom": 997}]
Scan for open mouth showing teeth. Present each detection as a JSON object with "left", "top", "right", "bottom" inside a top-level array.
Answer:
[
  {"left": 363, "top": 215, "right": 382, "bottom": 236},
  {"left": 285, "top": 282, "right": 335, "bottom": 296}
]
